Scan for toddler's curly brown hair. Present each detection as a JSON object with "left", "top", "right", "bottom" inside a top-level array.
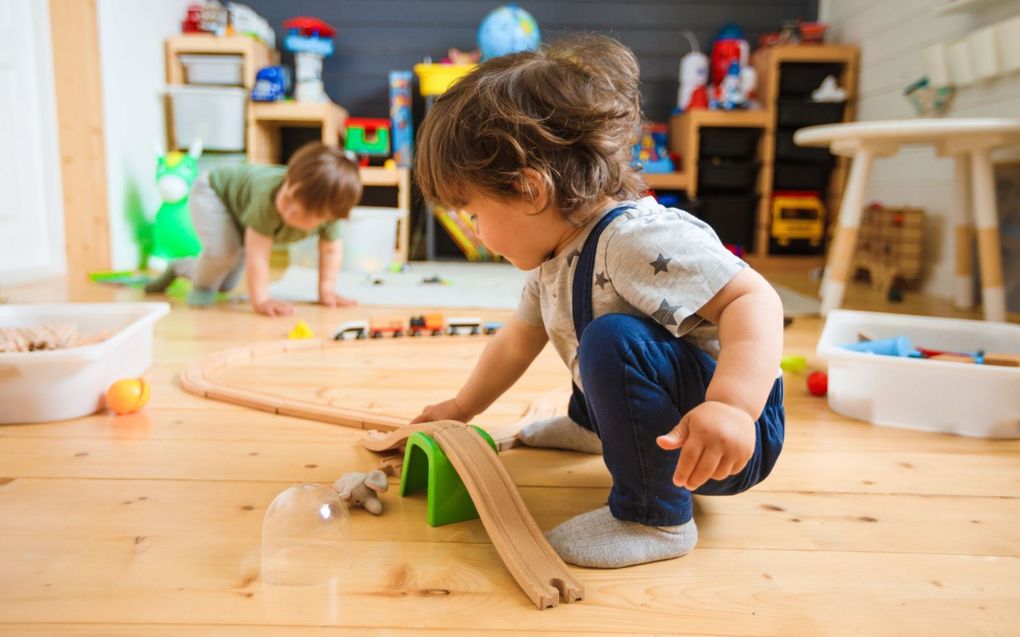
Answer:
[{"left": 415, "top": 34, "right": 645, "bottom": 225}]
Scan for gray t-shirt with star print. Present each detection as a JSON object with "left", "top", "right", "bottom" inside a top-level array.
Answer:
[{"left": 516, "top": 196, "right": 747, "bottom": 391}]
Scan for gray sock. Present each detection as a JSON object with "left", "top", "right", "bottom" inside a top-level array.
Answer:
[
  {"left": 144, "top": 265, "right": 178, "bottom": 293},
  {"left": 546, "top": 506, "right": 697, "bottom": 568},
  {"left": 187, "top": 288, "right": 217, "bottom": 307},
  {"left": 519, "top": 416, "right": 603, "bottom": 454}
]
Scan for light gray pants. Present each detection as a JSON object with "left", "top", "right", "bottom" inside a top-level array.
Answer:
[{"left": 174, "top": 174, "right": 246, "bottom": 292}]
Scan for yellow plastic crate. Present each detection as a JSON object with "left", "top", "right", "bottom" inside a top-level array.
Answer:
[{"left": 414, "top": 63, "right": 477, "bottom": 96}]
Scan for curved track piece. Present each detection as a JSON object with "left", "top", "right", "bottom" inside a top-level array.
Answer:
[
  {"left": 179, "top": 339, "right": 405, "bottom": 431},
  {"left": 430, "top": 421, "right": 585, "bottom": 609},
  {"left": 360, "top": 424, "right": 441, "bottom": 452}
]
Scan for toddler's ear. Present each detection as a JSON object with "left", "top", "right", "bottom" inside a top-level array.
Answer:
[{"left": 519, "top": 168, "right": 549, "bottom": 209}]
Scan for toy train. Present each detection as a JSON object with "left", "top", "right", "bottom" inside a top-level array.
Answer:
[{"left": 333, "top": 314, "right": 502, "bottom": 340}]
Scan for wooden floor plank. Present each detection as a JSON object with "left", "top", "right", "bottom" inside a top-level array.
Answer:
[{"left": 3, "top": 274, "right": 1018, "bottom": 635}]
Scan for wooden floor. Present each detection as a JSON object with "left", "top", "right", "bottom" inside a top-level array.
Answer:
[{"left": 2, "top": 270, "right": 1018, "bottom": 636}]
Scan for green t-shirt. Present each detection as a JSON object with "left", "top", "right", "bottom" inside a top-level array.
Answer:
[{"left": 208, "top": 164, "right": 341, "bottom": 243}]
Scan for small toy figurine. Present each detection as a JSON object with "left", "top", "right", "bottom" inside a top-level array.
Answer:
[{"left": 333, "top": 470, "right": 389, "bottom": 515}]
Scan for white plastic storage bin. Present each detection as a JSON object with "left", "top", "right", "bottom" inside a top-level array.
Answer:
[
  {"left": 179, "top": 54, "right": 244, "bottom": 85},
  {"left": 168, "top": 85, "right": 246, "bottom": 151},
  {"left": 0, "top": 303, "right": 169, "bottom": 424},
  {"left": 817, "top": 310, "right": 1020, "bottom": 438},
  {"left": 339, "top": 207, "right": 405, "bottom": 273}
]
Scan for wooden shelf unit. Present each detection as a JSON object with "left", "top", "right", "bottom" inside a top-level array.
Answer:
[
  {"left": 246, "top": 100, "right": 349, "bottom": 164},
  {"left": 668, "top": 109, "right": 770, "bottom": 199},
  {"left": 643, "top": 171, "right": 688, "bottom": 191},
  {"left": 752, "top": 44, "right": 860, "bottom": 258},
  {"left": 164, "top": 35, "right": 277, "bottom": 152},
  {"left": 165, "top": 34, "right": 277, "bottom": 89}
]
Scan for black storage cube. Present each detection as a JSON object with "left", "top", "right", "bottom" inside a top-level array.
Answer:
[
  {"left": 775, "top": 129, "right": 836, "bottom": 164},
  {"left": 692, "top": 195, "right": 757, "bottom": 249},
  {"left": 699, "top": 127, "right": 761, "bottom": 159},
  {"left": 773, "top": 161, "right": 832, "bottom": 191},
  {"left": 698, "top": 160, "right": 759, "bottom": 193},
  {"left": 777, "top": 99, "right": 846, "bottom": 128},
  {"left": 779, "top": 62, "right": 845, "bottom": 97}
]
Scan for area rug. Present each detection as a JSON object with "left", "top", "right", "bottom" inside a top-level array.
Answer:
[{"left": 269, "top": 261, "right": 820, "bottom": 315}]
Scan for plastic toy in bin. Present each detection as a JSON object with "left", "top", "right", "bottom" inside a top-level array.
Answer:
[{"left": 770, "top": 191, "right": 826, "bottom": 248}]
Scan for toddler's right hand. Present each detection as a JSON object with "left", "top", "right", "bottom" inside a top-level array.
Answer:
[
  {"left": 410, "top": 398, "right": 472, "bottom": 425},
  {"left": 253, "top": 299, "right": 295, "bottom": 317}
]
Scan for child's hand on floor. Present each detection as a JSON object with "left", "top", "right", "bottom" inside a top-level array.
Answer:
[
  {"left": 656, "top": 401, "right": 756, "bottom": 491},
  {"left": 253, "top": 299, "right": 295, "bottom": 317},
  {"left": 410, "top": 398, "right": 472, "bottom": 425},
  {"left": 318, "top": 290, "right": 358, "bottom": 308}
]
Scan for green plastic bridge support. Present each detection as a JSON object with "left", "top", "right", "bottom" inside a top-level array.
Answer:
[{"left": 399, "top": 425, "right": 498, "bottom": 527}]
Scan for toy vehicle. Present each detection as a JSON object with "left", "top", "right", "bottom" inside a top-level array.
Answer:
[
  {"left": 770, "top": 191, "right": 825, "bottom": 247},
  {"left": 447, "top": 317, "right": 482, "bottom": 335},
  {"left": 251, "top": 65, "right": 291, "bottom": 102},
  {"left": 332, "top": 320, "right": 368, "bottom": 340},
  {"left": 369, "top": 318, "right": 405, "bottom": 338},
  {"left": 483, "top": 321, "right": 503, "bottom": 335},
  {"left": 409, "top": 313, "right": 444, "bottom": 337}
]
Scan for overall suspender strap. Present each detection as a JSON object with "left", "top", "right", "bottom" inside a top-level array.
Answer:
[{"left": 571, "top": 206, "right": 633, "bottom": 340}]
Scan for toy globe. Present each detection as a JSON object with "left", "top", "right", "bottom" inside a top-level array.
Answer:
[
  {"left": 105, "top": 378, "right": 150, "bottom": 415},
  {"left": 477, "top": 4, "right": 541, "bottom": 61},
  {"left": 261, "top": 483, "right": 352, "bottom": 585}
]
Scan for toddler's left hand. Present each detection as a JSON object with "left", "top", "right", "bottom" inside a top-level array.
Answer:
[
  {"left": 318, "top": 290, "right": 358, "bottom": 308},
  {"left": 656, "top": 400, "right": 756, "bottom": 491}
]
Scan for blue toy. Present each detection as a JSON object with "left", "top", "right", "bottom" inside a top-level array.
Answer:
[
  {"left": 477, "top": 4, "right": 541, "bottom": 61},
  {"left": 251, "top": 65, "right": 291, "bottom": 102},
  {"left": 389, "top": 70, "right": 414, "bottom": 168}
]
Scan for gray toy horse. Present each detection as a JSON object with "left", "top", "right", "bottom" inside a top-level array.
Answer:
[{"left": 333, "top": 470, "right": 389, "bottom": 515}]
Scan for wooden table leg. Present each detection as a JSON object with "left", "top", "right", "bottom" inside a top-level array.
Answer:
[
  {"left": 969, "top": 149, "right": 1007, "bottom": 321},
  {"left": 952, "top": 154, "right": 975, "bottom": 309},
  {"left": 820, "top": 147, "right": 874, "bottom": 316}
]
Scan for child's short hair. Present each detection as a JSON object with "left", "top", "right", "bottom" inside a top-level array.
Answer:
[
  {"left": 286, "top": 142, "right": 362, "bottom": 219},
  {"left": 416, "top": 34, "right": 645, "bottom": 225}
]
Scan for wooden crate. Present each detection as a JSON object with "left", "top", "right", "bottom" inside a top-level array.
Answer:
[{"left": 853, "top": 205, "right": 924, "bottom": 292}]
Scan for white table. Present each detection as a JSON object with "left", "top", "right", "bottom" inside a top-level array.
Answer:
[{"left": 795, "top": 118, "right": 1020, "bottom": 321}]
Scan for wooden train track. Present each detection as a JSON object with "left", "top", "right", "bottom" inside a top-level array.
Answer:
[
  {"left": 429, "top": 421, "right": 585, "bottom": 609},
  {"left": 179, "top": 338, "right": 584, "bottom": 609}
]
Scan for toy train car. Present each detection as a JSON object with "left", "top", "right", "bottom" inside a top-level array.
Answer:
[
  {"left": 446, "top": 317, "right": 482, "bottom": 335},
  {"left": 333, "top": 320, "right": 369, "bottom": 340},
  {"left": 332, "top": 314, "right": 500, "bottom": 340}
]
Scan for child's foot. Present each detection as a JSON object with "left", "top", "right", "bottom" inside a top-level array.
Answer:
[
  {"left": 144, "top": 265, "right": 178, "bottom": 293},
  {"left": 519, "top": 416, "right": 603, "bottom": 454},
  {"left": 546, "top": 506, "right": 697, "bottom": 568},
  {"left": 187, "top": 288, "right": 217, "bottom": 308}
]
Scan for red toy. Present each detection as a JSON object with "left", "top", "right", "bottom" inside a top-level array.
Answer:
[
  {"left": 807, "top": 371, "right": 828, "bottom": 396},
  {"left": 282, "top": 16, "right": 335, "bottom": 38},
  {"left": 369, "top": 318, "right": 405, "bottom": 338}
]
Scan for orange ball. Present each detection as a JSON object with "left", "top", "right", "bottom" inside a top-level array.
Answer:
[{"left": 105, "top": 378, "right": 150, "bottom": 415}]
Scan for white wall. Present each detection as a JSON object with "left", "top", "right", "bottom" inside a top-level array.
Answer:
[
  {"left": 819, "top": 0, "right": 1020, "bottom": 299},
  {"left": 97, "top": 0, "right": 191, "bottom": 270}
]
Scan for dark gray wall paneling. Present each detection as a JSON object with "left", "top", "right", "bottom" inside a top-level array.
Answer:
[{"left": 243, "top": 0, "right": 818, "bottom": 122}]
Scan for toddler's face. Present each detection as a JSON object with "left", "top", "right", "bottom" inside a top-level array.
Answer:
[
  {"left": 276, "top": 180, "right": 328, "bottom": 231},
  {"left": 463, "top": 191, "right": 568, "bottom": 270}
]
